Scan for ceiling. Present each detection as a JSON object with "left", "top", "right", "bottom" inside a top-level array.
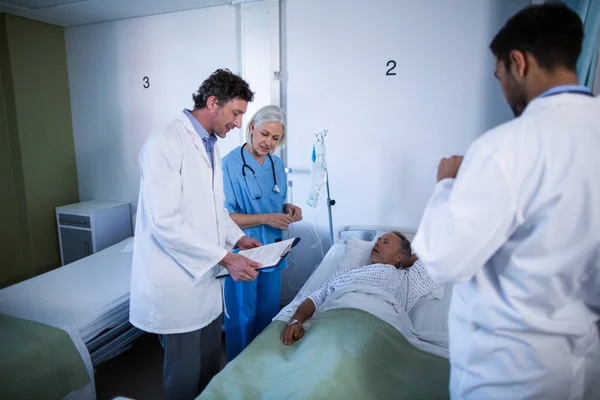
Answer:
[{"left": 0, "top": 0, "right": 235, "bottom": 27}]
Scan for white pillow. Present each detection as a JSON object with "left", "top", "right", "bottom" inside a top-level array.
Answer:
[
  {"left": 423, "top": 285, "right": 445, "bottom": 300},
  {"left": 408, "top": 282, "right": 453, "bottom": 334},
  {"left": 338, "top": 238, "right": 375, "bottom": 269},
  {"left": 121, "top": 237, "right": 134, "bottom": 253}
]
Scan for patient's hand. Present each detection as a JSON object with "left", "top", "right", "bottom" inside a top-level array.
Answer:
[
  {"left": 281, "top": 321, "right": 304, "bottom": 346},
  {"left": 405, "top": 254, "right": 419, "bottom": 268}
]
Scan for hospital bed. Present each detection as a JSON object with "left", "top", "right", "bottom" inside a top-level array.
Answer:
[
  {"left": 199, "top": 225, "right": 454, "bottom": 400},
  {"left": 0, "top": 236, "right": 140, "bottom": 400}
]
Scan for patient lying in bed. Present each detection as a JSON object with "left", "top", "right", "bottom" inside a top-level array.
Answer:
[
  {"left": 197, "top": 232, "right": 450, "bottom": 399},
  {"left": 281, "top": 232, "right": 443, "bottom": 345}
]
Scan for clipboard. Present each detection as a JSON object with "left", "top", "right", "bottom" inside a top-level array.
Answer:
[{"left": 216, "top": 237, "right": 301, "bottom": 279}]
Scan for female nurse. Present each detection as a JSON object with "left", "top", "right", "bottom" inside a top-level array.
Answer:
[{"left": 222, "top": 105, "right": 303, "bottom": 360}]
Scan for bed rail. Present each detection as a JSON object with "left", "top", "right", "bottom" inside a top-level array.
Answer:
[{"left": 338, "top": 225, "right": 417, "bottom": 242}]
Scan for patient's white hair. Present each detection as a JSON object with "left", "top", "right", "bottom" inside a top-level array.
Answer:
[{"left": 245, "top": 105, "right": 287, "bottom": 149}]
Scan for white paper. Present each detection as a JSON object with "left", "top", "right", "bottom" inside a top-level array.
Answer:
[{"left": 216, "top": 238, "right": 297, "bottom": 278}]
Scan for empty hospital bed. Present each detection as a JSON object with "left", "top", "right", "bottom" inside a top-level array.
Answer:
[
  {"left": 199, "top": 225, "right": 454, "bottom": 400},
  {"left": 0, "top": 236, "right": 140, "bottom": 400}
]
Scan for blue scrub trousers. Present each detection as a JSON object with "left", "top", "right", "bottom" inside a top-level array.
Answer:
[{"left": 224, "top": 268, "right": 282, "bottom": 360}]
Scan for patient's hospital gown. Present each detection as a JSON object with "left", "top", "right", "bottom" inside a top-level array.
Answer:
[{"left": 303, "top": 260, "right": 442, "bottom": 313}]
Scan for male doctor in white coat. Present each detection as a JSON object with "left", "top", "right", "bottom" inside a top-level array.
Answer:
[
  {"left": 412, "top": 4, "right": 600, "bottom": 400},
  {"left": 130, "top": 69, "right": 263, "bottom": 400}
]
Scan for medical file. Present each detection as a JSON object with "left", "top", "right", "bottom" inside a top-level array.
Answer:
[{"left": 216, "top": 237, "right": 301, "bottom": 278}]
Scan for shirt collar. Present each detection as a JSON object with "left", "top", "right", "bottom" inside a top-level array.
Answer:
[
  {"left": 537, "top": 84, "right": 592, "bottom": 99},
  {"left": 183, "top": 109, "right": 217, "bottom": 145}
]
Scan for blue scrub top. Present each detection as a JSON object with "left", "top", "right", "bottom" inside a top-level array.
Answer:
[{"left": 222, "top": 146, "right": 288, "bottom": 265}]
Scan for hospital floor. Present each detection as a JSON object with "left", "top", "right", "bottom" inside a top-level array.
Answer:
[{"left": 94, "top": 333, "right": 228, "bottom": 400}]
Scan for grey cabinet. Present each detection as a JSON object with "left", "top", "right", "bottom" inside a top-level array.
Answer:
[
  {"left": 56, "top": 200, "right": 132, "bottom": 265},
  {"left": 60, "top": 227, "right": 93, "bottom": 265}
]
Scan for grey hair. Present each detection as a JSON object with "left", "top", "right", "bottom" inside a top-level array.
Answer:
[
  {"left": 390, "top": 231, "right": 412, "bottom": 268},
  {"left": 245, "top": 105, "right": 287, "bottom": 149}
]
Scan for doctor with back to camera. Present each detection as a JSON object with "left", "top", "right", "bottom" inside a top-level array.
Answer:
[
  {"left": 130, "top": 69, "right": 263, "bottom": 400},
  {"left": 412, "top": 4, "right": 600, "bottom": 400},
  {"left": 221, "top": 105, "right": 303, "bottom": 360}
]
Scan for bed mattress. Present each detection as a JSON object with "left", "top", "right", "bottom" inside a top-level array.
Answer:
[{"left": 0, "top": 237, "right": 134, "bottom": 343}]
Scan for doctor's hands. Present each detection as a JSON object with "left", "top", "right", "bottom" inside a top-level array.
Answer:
[
  {"left": 283, "top": 203, "right": 303, "bottom": 223},
  {"left": 237, "top": 236, "right": 262, "bottom": 250},
  {"left": 264, "top": 213, "right": 293, "bottom": 230},
  {"left": 219, "top": 252, "right": 262, "bottom": 282},
  {"left": 437, "top": 155, "right": 464, "bottom": 182}
]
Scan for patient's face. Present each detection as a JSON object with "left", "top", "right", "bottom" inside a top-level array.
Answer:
[{"left": 370, "top": 233, "right": 403, "bottom": 266}]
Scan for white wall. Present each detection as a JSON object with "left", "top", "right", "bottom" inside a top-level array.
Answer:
[
  {"left": 65, "top": 5, "right": 241, "bottom": 209},
  {"left": 240, "top": 1, "right": 281, "bottom": 130},
  {"left": 280, "top": 0, "right": 530, "bottom": 294},
  {"left": 65, "top": 0, "right": 531, "bottom": 301}
]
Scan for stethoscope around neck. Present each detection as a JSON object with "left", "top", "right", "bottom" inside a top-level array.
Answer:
[
  {"left": 538, "top": 86, "right": 595, "bottom": 99},
  {"left": 241, "top": 143, "right": 280, "bottom": 200}
]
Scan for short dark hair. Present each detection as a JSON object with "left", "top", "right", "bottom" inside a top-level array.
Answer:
[
  {"left": 489, "top": 3, "right": 583, "bottom": 72},
  {"left": 391, "top": 231, "right": 412, "bottom": 268},
  {"left": 192, "top": 69, "right": 254, "bottom": 109}
]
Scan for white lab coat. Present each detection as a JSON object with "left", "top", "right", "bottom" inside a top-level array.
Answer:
[
  {"left": 413, "top": 94, "right": 600, "bottom": 400},
  {"left": 129, "top": 112, "right": 244, "bottom": 335}
]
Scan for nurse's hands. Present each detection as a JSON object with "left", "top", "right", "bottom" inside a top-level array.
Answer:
[
  {"left": 437, "top": 155, "right": 464, "bottom": 182},
  {"left": 237, "top": 236, "right": 262, "bottom": 250},
  {"left": 264, "top": 213, "right": 293, "bottom": 230},
  {"left": 220, "top": 252, "right": 261, "bottom": 281},
  {"left": 283, "top": 203, "right": 303, "bottom": 223}
]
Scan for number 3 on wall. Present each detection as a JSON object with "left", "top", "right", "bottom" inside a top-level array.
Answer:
[
  {"left": 386, "top": 60, "right": 397, "bottom": 76},
  {"left": 143, "top": 76, "right": 150, "bottom": 88}
]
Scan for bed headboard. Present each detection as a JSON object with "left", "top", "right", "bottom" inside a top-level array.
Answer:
[{"left": 338, "top": 225, "right": 418, "bottom": 243}]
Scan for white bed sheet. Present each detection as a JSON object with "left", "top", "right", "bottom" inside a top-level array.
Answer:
[
  {"left": 80, "top": 298, "right": 129, "bottom": 343},
  {"left": 0, "top": 237, "right": 134, "bottom": 400},
  {"left": 0, "top": 238, "right": 133, "bottom": 341}
]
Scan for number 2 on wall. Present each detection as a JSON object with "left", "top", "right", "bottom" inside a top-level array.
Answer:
[
  {"left": 386, "top": 60, "right": 397, "bottom": 76},
  {"left": 143, "top": 76, "right": 150, "bottom": 88}
]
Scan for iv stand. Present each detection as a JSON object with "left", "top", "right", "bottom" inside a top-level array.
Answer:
[{"left": 316, "top": 130, "right": 336, "bottom": 247}]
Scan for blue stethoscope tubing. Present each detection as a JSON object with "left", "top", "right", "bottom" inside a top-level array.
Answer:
[
  {"left": 241, "top": 143, "right": 280, "bottom": 200},
  {"left": 539, "top": 88, "right": 594, "bottom": 98}
]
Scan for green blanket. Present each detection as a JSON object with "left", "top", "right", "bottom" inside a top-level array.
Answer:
[
  {"left": 200, "top": 308, "right": 450, "bottom": 400},
  {"left": 0, "top": 313, "right": 90, "bottom": 400}
]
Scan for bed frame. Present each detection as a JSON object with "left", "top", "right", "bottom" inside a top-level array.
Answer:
[
  {"left": 338, "top": 225, "right": 417, "bottom": 242},
  {"left": 88, "top": 319, "right": 143, "bottom": 368}
]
